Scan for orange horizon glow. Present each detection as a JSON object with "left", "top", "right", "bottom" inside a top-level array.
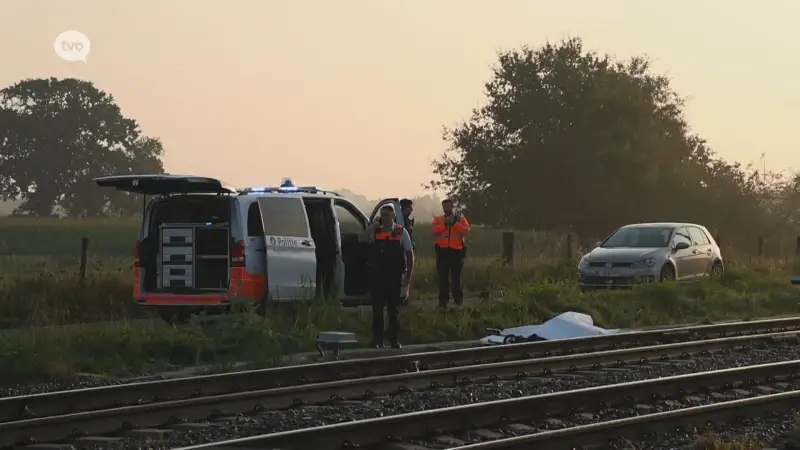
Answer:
[{"left": 2, "top": 0, "right": 799, "bottom": 198}]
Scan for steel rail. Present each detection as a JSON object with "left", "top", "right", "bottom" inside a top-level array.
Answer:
[
  {"left": 2, "top": 315, "right": 798, "bottom": 425},
  {"left": 170, "top": 359, "right": 800, "bottom": 450},
  {"left": 2, "top": 331, "right": 796, "bottom": 447},
  {"left": 457, "top": 389, "right": 800, "bottom": 449}
]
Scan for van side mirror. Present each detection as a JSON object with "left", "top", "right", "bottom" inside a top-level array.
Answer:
[{"left": 674, "top": 241, "right": 690, "bottom": 251}]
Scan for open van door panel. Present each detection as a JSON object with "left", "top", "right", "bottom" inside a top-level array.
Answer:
[
  {"left": 333, "top": 199, "right": 371, "bottom": 299},
  {"left": 94, "top": 174, "right": 237, "bottom": 195},
  {"left": 369, "top": 198, "right": 407, "bottom": 226},
  {"left": 257, "top": 196, "right": 317, "bottom": 301}
]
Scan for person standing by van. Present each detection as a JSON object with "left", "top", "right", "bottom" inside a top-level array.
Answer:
[
  {"left": 359, "top": 204, "right": 414, "bottom": 348},
  {"left": 431, "top": 199, "right": 470, "bottom": 307},
  {"left": 399, "top": 198, "right": 415, "bottom": 246},
  {"left": 398, "top": 198, "right": 415, "bottom": 308}
]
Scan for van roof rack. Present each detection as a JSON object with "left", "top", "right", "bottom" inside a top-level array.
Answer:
[{"left": 238, "top": 186, "right": 342, "bottom": 197}]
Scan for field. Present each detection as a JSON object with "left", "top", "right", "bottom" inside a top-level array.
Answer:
[{"left": 1, "top": 217, "right": 800, "bottom": 385}]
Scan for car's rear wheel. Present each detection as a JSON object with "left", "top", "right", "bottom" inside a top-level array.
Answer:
[
  {"left": 660, "top": 264, "right": 676, "bottom": 282},
  {"left": 710, "top": 261, "right": 724, "bottom": 278}
]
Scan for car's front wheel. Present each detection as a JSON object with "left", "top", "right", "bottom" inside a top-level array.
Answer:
[{"left": 660, "top": 264, "right": 676, "bottom": 282}]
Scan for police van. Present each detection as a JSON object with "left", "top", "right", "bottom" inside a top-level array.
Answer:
[{"left": 94, "top": 174, "right": 408, "bottom": 322}]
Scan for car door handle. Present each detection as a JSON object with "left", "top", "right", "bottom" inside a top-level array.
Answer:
[
  {"left": 301, "top": 240, "right": 313, "bottom": 247},
  {"left": 692, "top": 250, "right": 698, "bottom": 254}
]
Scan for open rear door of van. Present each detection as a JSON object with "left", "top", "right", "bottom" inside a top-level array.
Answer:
[
  {"left": 94, "top": 174, "right": 237, "bottom": 195},
  {"left": 257, "top": 196, "right": 318, "bottom": 301}
]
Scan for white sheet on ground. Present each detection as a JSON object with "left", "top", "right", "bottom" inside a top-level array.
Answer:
[{"left": 480, "top": 311, "right": 622, "bottom": 345}]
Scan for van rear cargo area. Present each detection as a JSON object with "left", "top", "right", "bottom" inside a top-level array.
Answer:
[{"left": 141, "top": 196, "right": 231, "bottom": 293}]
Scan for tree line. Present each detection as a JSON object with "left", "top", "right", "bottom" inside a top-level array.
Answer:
[
  {"left": 431, "top": 38, "right": 800, "bottom": 254},
  {"left": 3, "top": 40, "right": 797, "bottom": 256}
]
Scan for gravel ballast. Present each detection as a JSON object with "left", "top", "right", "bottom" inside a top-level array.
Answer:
[
  {"left": 136, "top": 339, "right": 800, "bottom": 449},
  {"left": 607, "top": 410, "right": 800, "bottom": 449}
]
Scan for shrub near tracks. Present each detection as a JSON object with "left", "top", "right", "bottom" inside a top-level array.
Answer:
[
  {"left": 0, "top": 249, "right": 797, "bottom": 328},
  {"left": 3, "top": 276, "right": 800, "bottom": 385}
]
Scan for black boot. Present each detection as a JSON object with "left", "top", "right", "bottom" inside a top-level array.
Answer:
[
  {"left": 369, "top": 340, "right": 384, "bottom": 349},
  {"left": 390, "top": 341, "right": 402, "bottom": 349}
]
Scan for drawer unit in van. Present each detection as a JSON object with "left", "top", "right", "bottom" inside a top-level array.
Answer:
[
  {"left": 162, "top": 245, "right": 193, "bottom": 263},
  {"left": 161, "top": 264, "right": 194, "bottom": 288},
  {"left": 159, "top": 224, "right": 195, "bottom": 290},
  {"left": 161, "top": 227, "right": 194, "bottom": 245}
]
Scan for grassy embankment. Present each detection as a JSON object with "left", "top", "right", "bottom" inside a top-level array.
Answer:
[{"left": 0, "top": 218, "right": 798, "bottom": 385}]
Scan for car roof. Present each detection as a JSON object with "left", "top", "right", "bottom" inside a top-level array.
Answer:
[
  {"left": 237, "top": 190, "right": 340, "bottom": 199},
  {"left": 621, "top": 222, "right": 708, "bottom": 230}
]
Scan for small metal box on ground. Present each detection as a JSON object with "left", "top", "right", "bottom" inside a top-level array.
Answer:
[{"left": 316, "top": 331, "right": 358, "bottom": 357}]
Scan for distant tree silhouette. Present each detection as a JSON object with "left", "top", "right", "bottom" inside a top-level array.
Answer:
[
  {"left": 431, "top": 37, "right": 799, "bottom": 250},
  {"left": 0, "top": 78, "right": 164, "bottom": 217}
]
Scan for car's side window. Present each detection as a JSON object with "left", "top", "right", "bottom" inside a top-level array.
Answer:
[
  {"left": 370, "top": 201, "right": 402, "bottom": 226},
  {"left": 334, "top": 202, "right": 366, "bottom": 234},
  {"left": 246, "top": 202, "right": 264, "bottom": 237},
  {"left": 688, "top": 226, "right": 709, "bottom": 245},
  {"left": 673, "top": 227, "right": 692, "bottom": 248}
]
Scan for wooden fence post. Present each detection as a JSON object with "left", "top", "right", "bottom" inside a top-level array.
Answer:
[
  {"left": 502, "top": 231, "right": 515, "bottom": 266},
  {"left": 79, "top": 236, "right": 89, "bottom": 282},
  {"left": 757, "top": 236, "right": 764, "bottom": 257}
]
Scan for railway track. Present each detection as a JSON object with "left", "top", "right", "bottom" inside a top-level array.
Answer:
[
  {"left": 2, "top": 317, "right": 800, "bottom": 449},
  {"left": 174, "top": 360, "right": 800, "bottom": 450}
]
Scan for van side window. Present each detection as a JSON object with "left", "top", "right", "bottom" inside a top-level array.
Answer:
[
  {"left": 334, "top": 203, "right": 366, "bottom": 234},
  {"left": 247, "top": 202, "right": 264, "bottom": 237},
  {"left": 259, "top": 197, "right": 311, "bottom": 238}
]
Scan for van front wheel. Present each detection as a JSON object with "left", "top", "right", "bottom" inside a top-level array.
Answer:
[{"left": 158, "top": 307, "right": 192, "bottom": 324}]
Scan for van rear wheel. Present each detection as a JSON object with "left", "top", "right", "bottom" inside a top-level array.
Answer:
[{"left": 158, "top": 307, "right": 192, "bottom": 324}]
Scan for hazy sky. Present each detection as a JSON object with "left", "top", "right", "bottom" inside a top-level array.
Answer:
[{"left": 2, "top": 1, "right": 799, "bottom": 198}]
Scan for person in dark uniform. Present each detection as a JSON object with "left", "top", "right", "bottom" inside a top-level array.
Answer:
[
  {"left": 399, "top": 198, "right": 415, "bottom": 245},
  {"left": 359, "top": 204, "right": 414, "bottom": 348},
  {"left": 398, "top": 198, "right": 415, "bottom": 308}
]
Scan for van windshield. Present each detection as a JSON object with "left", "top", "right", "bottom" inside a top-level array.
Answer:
[{"left": 602, "top": 226, "right": 673, "bottom": 248}]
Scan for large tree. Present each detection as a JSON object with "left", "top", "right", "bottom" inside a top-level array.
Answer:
[
  {"left": 431, "top": 38, "right": 781, "bottom": 241},
  {"left": 0, "top": 78, "right": 163, "bottom": 217}
]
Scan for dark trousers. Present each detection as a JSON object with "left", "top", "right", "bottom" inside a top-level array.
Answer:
[
  {"left": 436, "top": 247, "right": 465, "bottom": 306},
  {"left": 371, "top": 271, "right": 402, "bottom": 344}
]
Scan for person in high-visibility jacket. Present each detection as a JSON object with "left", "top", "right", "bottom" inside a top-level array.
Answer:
[
  {"left": 431, "top": 199, "right": 471, "bottom": 307},
  {"left": 359, "top": 204, "right": 414, "bottom": 348}
]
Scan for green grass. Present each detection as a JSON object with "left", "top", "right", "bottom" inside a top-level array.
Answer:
[
  {"left": 1, "top": 218, "right": 800, "bottom": 386},
  {"left": 1, "top": 261, "right": 799, "bottom": 385}
]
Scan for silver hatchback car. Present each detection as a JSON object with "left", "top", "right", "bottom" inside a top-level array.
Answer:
[{"left": 577, "top": 222, "right": 724, "bottom": 289}]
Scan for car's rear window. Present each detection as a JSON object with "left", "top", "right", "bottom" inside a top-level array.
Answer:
[{"left": 603, "top": 226, "right": 673, "bottom": 248}]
